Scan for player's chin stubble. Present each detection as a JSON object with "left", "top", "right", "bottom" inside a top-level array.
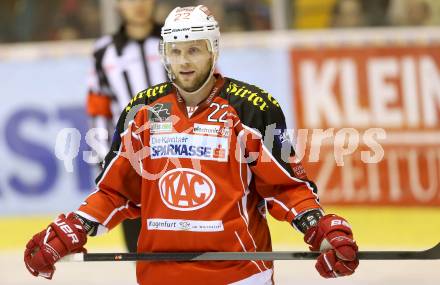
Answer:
[{"left": 177, "top": 69, "right": 211, "bottom": 93}]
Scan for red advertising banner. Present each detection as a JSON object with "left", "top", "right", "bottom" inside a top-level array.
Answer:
[{"left": 291, "top": 45, "right": 440, "bottom": 205}]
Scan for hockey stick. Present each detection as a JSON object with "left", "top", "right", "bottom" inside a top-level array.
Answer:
[{"left": 63, "top": 242, "right": 440, "bottom": 262}]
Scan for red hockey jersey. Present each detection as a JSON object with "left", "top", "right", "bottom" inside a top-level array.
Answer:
[{"left": 78, "top": 74, "right": 321, "bottom": 284}]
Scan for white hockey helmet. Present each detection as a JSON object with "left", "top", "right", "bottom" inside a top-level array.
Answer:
[{"left": 160, "top": 5, "right": 220, "bottom": 90}]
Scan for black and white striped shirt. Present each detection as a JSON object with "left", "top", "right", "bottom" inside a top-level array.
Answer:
[{"left": 87, "top": 24, "right": 167, "bottom": 125}]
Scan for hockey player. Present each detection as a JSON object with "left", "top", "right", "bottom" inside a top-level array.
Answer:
[
  {"left": 86, "top": 0, "right": 167, "bottom": 253},
  {"left": 24, "top": 5, "right": 359, "bottom": 284}
]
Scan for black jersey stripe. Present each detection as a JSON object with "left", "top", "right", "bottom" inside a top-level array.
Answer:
[
  {"left": 140, "top": 41, "right": 152, "bottom": 87},
  {"left": 122, "top": 70, "right": 135, "bottom": 98}
]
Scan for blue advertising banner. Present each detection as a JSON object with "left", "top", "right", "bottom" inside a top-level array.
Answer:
[{"left": 0, "top": 54, "right": 96, "bottom": 214}]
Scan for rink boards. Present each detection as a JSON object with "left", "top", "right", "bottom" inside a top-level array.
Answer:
[{"left": 2, "top": 206, "right": 439, "bottom": 251}]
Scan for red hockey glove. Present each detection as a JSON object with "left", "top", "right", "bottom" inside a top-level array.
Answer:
[
  {"left": 24, "top": 213, "right": 87, "bottom": 279},
  {"left": 304, "top": 214, "right": 359, "bottom": 278}
]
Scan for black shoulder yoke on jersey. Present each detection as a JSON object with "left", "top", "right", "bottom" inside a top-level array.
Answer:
[
  {"left": 220, "top": 77, "right": 318, "bottom": 196},
  {"left": 96, "top": 82, "right": 173, "bottom": 183},
  {"left": 220, "top": 77, "right": 283, "bottom": 136}
]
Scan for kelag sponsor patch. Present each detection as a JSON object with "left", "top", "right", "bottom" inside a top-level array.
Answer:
[
  {"left": 150, "top": 133, "right": 228, "bottom": 161},
  {"left": 150, "top": 122, "right": 173, "bottom": 133}
]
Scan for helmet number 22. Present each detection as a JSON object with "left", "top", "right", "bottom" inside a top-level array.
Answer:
[{"left": 174, "top": 13, "right": 191, "bottom": 21}]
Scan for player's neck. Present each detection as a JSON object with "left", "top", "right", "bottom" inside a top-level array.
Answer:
[
  {"left": 179, "top": 76, "right": 216, "bottom": 107},
  {"left": 125, "top": 22, "right": 153, "bottom": 40}
]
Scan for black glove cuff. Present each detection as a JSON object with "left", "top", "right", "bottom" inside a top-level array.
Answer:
[
  {"left": 74, "top": 213, "right": 100, "bottom": 236},
  {"left": 292, "top": 209, "right": 323, "bottom": 234}
]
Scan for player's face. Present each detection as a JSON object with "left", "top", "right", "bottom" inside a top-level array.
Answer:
[
  {"left": 117, "top": 0, "right": 155, "bottom": 26},
  {"left": 165, "top": 40, "right": 214, "bottom": 92}
]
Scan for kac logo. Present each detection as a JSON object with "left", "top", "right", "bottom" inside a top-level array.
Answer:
[{"left": 158, "top": 168, "right": 216, "bottom": 211}]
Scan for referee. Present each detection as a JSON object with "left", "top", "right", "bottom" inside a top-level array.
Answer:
[{"left": 86, "top": 0, "right": 167, "bottom": 252}]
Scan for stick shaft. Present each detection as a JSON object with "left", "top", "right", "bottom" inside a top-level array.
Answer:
[{"left": 63, "top": 243, "right": 440, "bottom": 262}]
